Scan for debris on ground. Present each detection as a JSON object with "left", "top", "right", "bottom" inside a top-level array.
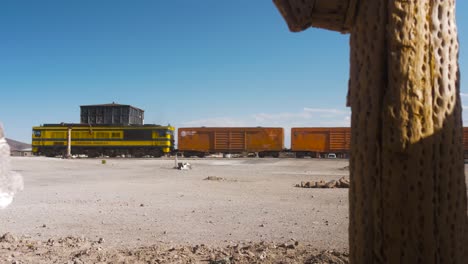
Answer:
[
  {"left": 305, "top": 250, "right": 349, "bottom": 264},
  {"left": 173, "top": 154, "right": 192, "bottom": 170},
  {"left": 296, "top": 177, "right": 350, "bottom": 189},
  {"left": 176, "top": 162, "right": 192, "bottom": 170},
  {"left": 0, "top": 234, "right": 349, "bottom": 264},
  {"left": 204, "top": 176, "right": 225, "bottom": 181}
]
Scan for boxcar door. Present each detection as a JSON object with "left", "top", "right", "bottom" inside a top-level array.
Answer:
[{"left": 293, "top": 130, "right": 328, "bottom": 152}]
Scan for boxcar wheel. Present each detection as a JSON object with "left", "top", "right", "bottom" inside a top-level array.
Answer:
[{"left": 296, "top": 152, "right": 305, "bottom": 158}]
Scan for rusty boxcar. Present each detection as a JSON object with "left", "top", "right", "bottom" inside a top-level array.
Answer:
[
  {"left": 291, "top": 127, "right": 351, "bottom": 158},
  {"left": 178, "top": 127, "right": 284, "bottom": 158}
]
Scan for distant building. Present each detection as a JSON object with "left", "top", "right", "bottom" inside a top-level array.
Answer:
[
  {"left": 11, "top": 148, "right": 33, "bottom": 157},
  {"left": 80, "top": 103, "right": 144, "bottom": 125}
]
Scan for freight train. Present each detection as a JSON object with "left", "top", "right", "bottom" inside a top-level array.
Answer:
[
  {"left": 31, "top": 103, "right": 468, "bottom": 158},
  {"left": 32, "top": 125, "right": 468, "bottom": 159},
  {"left": 31, "top": 124, "right": 349, "bottom": 158}
]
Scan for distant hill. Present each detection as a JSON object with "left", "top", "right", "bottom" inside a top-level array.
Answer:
[{"left": 6, "top": 138, "right": 31, "bottom": 151}]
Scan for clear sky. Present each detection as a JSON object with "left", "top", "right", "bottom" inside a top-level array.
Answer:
[{"left": 1, "top": 1, "right": 467, "bottom": 147}]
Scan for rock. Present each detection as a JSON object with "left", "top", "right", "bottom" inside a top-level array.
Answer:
[
  {"left": 204, "top": 176, "right": 224, "bottom": 181},
  {"left": 209, "top": 256, "right": 231, "bottom": 264},
  {"left": 325, "top": 180, "right": 337, "bottom": 188},
  {"left": 192, "top": 245, "right": 199, "bottom": 253},
  {"left": 73, "top": 258, "right": 84, "bottom": 264},
  {"left": 308, "top": 250, "right": 349, "bottom": 263},
  {"left": 338, "top": 177, "right": 350, "bottom": 188},
  {"left": 278, "top": 242, "right": 295, "bottom": 249},
  {"left": 0, "top": 233, "right": 16, "bottom": 243},
  {"left": 316, "top": 180, "right": 326, "bottom": 188}
]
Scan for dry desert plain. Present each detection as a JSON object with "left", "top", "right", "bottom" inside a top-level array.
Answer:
[{"left": 1, "top": 157, "right": 356, "bottom": 263}]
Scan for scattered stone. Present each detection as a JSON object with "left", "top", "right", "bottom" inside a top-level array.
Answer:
[
  {"left": 0, "top": 233, "right": 17, "bottom": 243},
  {"left": 325, "top": 180, "right": 337, "bottom": 188},
  {"left": 209, "top": 256, "right": 232, "bottom": 264},
  {"left": 338, "top": 177, "right": 350, "bottom": 188},
  {"left": 306, "top": 250, "right": 349, "bottom": 264},
  {"left": 204, "top": 176, "right": 224, "bottom": 181},
  {"left": 296, "top": 177, "right": 350, "bottom": 189},
  {"left": 317, "top": 180, "right": 328, "bottom": 188},
  {"left": 0, "top": 230, "right": 349, "bottom": 263}
]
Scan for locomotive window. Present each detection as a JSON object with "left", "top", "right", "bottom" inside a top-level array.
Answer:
[
  {"left": 96, "top": 132, "right": 110, "bottom": 139},
  {"left": 124, "top": 130, "right": 152, "bottom": 140},
  {"left": 157, "top": 130, "right": 173, "bottom": 137},
  {"left": 33, "top": 130, "right": 41, "bottom": 137}
]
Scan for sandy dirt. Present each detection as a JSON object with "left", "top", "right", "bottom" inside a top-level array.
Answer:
[{"left": 1, "top": 157, "right": 351, "bottom": 263}]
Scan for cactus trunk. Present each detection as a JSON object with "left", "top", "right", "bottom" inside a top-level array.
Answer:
[{"left": 349, "top": 0, "right": 468, "bottom": 263}]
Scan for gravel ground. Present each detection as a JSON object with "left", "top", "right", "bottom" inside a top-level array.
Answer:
[{"left": 1, "top": 156, "right": 351, "bottom": 263}]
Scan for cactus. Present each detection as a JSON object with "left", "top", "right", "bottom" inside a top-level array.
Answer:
[{"left": 274, "top": 0, "right": 468, "bottom": 263}]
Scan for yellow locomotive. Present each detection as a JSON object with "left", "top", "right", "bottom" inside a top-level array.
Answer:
[{"left": 32, "top": 124, "right": 175, "bottom": 158}]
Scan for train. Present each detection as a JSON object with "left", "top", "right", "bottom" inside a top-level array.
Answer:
[
  {"left": 31, "top": 104, "right": 468, "bottom": 158},
  {"left": 32, "top": 124, "right": 175, "bottom": 158},
  {"left": 31, "top": 123, "right": 350, "bottom": 158},
  {"left": 32, "top": 125, "right": 468, "bottom": 159}
]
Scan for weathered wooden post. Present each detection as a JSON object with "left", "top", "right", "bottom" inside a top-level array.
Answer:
[
  {"left": 66, "top": 126, "right": 72, "bottom": 158},
  {"left": 274, "top": 0, "right": 468, "bottom": 263}
]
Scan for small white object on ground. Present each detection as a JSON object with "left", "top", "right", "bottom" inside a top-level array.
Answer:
[{"left": 177, "top": 162, "right": 192, "bottom": 170}]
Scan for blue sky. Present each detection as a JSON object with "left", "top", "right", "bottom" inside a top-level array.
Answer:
[{"left": 1, "top": 0, "right": 467, "bottom": 146}]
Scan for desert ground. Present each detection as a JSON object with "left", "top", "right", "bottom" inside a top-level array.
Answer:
[{"left": 1, "top": 156, "right": 352, "bottom": 263}]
